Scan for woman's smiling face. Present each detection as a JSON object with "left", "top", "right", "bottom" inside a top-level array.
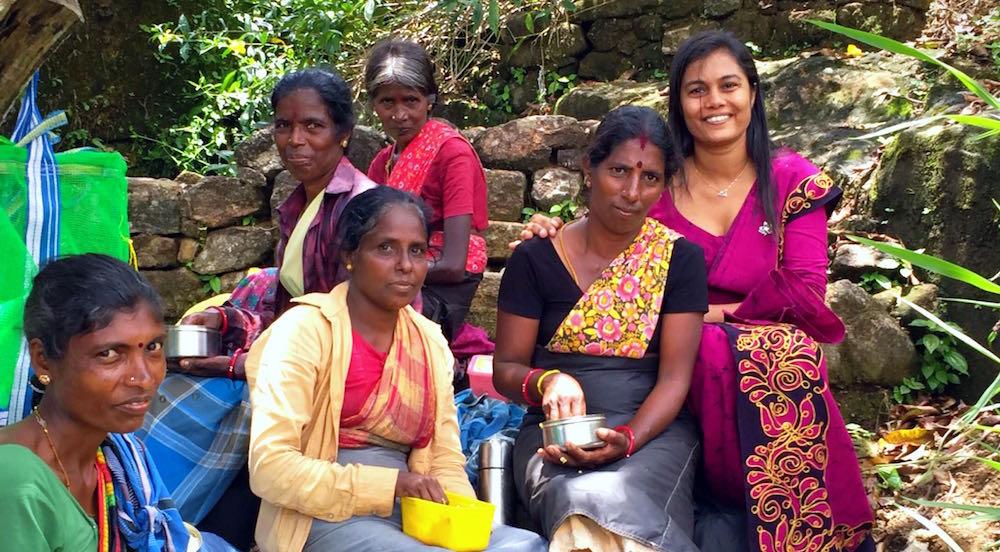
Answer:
[{"left": 679, "top": 48, "right": 756, "bottom": 150}]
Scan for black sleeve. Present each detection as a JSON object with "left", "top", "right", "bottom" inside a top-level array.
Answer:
[
  {"left": 663, "top": 238, "right": 708, "bottom": 313},
  {"left": 498, "top": 239, "right": 545, "bottom": 319}
]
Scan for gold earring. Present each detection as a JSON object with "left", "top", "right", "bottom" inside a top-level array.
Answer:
[
  {"left": 340, "top": 138, "right": 349, "bottom": 149},
  {"left": 346, "top": 263, "right": 353, "bottom": 271},
  {"left": 38, "top": 374, "right": 51, "bottom": 386}
]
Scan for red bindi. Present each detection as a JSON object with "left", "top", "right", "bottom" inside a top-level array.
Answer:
[{"left": 636, "top": 161, "right": 643, "bottom": 169}]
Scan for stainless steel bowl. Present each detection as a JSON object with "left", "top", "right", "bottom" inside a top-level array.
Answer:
[
  {"left": 540, "top": 414, "right": 607, "bottom": 450},
  {"left": 165, "top": 325, "right": 221, "bottom": 359}
]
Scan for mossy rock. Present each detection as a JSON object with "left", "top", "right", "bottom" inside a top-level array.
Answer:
[
  {"left": 24, "top": 1, "right": 208, "bottom": 177},
  {"left": 866, "top": 116, "right": 1000, "bottom": 400},
  {"left": 554, "top": 80, "right": 668, "bottom": 121}
]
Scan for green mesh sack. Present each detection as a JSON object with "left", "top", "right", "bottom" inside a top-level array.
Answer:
[{"left": 0, "top": 135, "right": 129, "bottom": 422}]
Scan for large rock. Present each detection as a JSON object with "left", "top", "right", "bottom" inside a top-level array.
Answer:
[
  {"left": 504, "top": 22, "right": 587, "bottom": 67},
  {"left": 830, "top": 242, "right": 902, "bottom": 282},
  {"left": 587, "top": 19, "right": 643, "bottom": 54},
  {"left": 635, "top": 14, "right": 664, "bottom": 41},
  {"left": 182, "top": 176, "right": 264, "bottom": 229},
  {"left": 468, "top": 271, "right": 502, "bottom": 338},
  {"left": 578, "top": 51, "right": 630, "bottom": 81},
  {"left": 531, "top": 167, "right": 582, "bottom": 210},
  {"left": 554, "top": 80, "right": 668, "bottom": 121},
  {"left": 703, "top": 0, "right": 739, "bottom": 18},
  {"left": 141, "top": 268, "right": 204, "bottom": 322},
  {"left": 759, "top": 52, "right": 927, "bottom": 185},
  {"left": 873, "top": 284, "right": 940, "bottom": 325},
  {"left": 557, "top": 149, "right": 585, "bottom": 171},
  {"left": 270, "top": 171, "right": 299, "bottom": 222},
  {"left": 191, "top": 227, "right": 276, "bottom": 275},
  {"left": 474, "top": 116, "right": 591, "bottom": 172},
  {"left": 483, "top": 221, "right": 523, "bottom": 260},
  {"left": 346, "top": 125, "right": 388, "bottom": 175},
  {"left": 658, "top": 0, "right": 702, "bottom": 20},
  {"left": 177, "top": 237, "right": 199, "bottom": 264},
  {"left": 486, "top": 170, "right": 527, "bottom": 222},
  {"left": 861, "top": 119, "right": 1000, "bottom": 397},
  {"left": 836, "top": 2, "right": 926, "bottom": 42},
  {"left": 234, "top": 127, "right": 283, "bottom": 179},
  {"left": 824, "top": 279, "right": 918, "bottom": 386},
  {"left": 661, "top": 18, "right": 719, "bottom": 56},
  {"left": 572, "top": 0, "right": 701, "bottom": 22},
  {"left": 132, "top": 235, "right": 179, "bottom": 269},
  {"left": 128, "top": 178, "right": 183, "bottom": 235},
  {"left": 236, "top": 167, "right": 266, "bottom": 189}
]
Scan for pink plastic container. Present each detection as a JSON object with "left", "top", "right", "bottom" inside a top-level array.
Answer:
[{"left": 467, "top": 354, "right": 506, "bottom": 401}]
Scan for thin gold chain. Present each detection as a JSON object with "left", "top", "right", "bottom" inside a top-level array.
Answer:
[
  {"left": 33, "top": 408, "right": 71, "bottom": 488},
  {"left": 555, "top": 223, "right": 580, "bottom": 286}
]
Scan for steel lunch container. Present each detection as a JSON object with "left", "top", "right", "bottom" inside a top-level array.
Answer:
[
  {"left": 540, "top": 413, "right": 607, "bottom": 450},
  {"left": 164, "top": 325, "right": 221, "bottom": 359}
]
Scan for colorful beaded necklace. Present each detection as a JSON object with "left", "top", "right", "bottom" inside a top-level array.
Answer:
[{"left": 95, "top": 448, "right": 121, "bottom": 552}]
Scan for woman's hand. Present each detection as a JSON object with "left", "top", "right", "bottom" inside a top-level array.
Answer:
[
  {"left": 541, "top": 373, "right": 586, "bottom": 420},
  {"left": 172, "top": 355, "right": 232, "bottom": 377},
  {"left": 537, "top": 427, "right": 630, "bottom": 468},
  {"left": 394, "top": 472, "right": 448, "bottom": 504},
  {"left": 508, "top": 214, "right": 563, "bottom": 250},
  {"left": 171, "top": 310, "right": 230, "bottom": 377},
  {"left": 180, "top": 310, "right": 223, "bottom": 330}
]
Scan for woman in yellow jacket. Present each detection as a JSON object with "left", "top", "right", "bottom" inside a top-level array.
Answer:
[{"left": 245, "top": 186, "right": 545, "bottom": 552}]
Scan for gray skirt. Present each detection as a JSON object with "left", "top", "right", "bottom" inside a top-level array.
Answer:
[
  {"left": 513, "top": 349, "right": 701, "bottom": 552},
  {"left": 305, "top": 447, "right": 546, "bottom": 552}
]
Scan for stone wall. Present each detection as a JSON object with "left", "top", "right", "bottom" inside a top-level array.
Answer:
[
  {"left": 129, "top": 125, "right": 388, "bottom": 320},
  {"left": 131, "top": 116, "right": 597, "bottom": 324},
  {"left": 494, "top": 0, "right": 929, "bottom": 112}
]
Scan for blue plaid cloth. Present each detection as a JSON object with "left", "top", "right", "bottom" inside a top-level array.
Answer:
[{"left": 137, "top": 374, "right": 250, "bottom": 524}]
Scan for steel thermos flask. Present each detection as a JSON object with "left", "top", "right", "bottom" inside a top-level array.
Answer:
[{"left": 477, "top": 437, "right": 514, "bottom": 526}]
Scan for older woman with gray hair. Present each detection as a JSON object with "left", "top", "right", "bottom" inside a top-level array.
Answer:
[{"left": 364, "top": 39, "right": 489, "bottom": 345}]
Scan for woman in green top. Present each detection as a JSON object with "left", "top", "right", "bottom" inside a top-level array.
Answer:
[{"left": 0, "top": 254, "right": 233, "bottom": 551}]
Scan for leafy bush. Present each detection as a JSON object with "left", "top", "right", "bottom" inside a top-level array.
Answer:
[
  {"left": 142, "top": 0, "right": 392, "bottom": 175},
  {"left": 144, "top": 0, "right": 576, "bottom": 175},
  {"left": 893, "top": 319, "right": 969, "bottom": 403}
]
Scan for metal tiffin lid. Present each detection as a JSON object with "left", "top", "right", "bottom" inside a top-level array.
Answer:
[{"left": 478, "top": 437, "right": 513, "bottom": 470}]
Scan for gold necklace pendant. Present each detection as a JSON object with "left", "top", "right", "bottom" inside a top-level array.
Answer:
[{"left": 33, "top": 408, "right": 72, "bottom": 488}]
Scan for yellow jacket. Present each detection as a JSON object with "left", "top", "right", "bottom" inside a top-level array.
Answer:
[{"left": 245, "top": 282, "right": 475, "bottom": 552}]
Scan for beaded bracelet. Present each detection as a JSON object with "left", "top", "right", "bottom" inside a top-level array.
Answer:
[
  {"left": 210, "top": 306, "right": 229, "bottom": 335},
  {"left": 536, "top": 369, "right": 561, "bottom": 395},
  {"left": 615, "top": 425, "right": 636, "bottom": 458},
  {"left": 521, "top": 368, "right": 543, "bottom": 406},
  {"left": 227, "top": 348, "right": 243, "bottom": 380}
]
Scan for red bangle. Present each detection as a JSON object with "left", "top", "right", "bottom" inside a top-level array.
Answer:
[
  {"left": 211, "top": 306, "right": 229, "bottom": 335},
  {"left": 615, "top": 425, "right": 636, "bottom": 458},
  {"left": 521, "top": 368, "right": 543, "bottom": 406},
  {"left": 227, "top": 348, "right": 243, "bottom": 380}
]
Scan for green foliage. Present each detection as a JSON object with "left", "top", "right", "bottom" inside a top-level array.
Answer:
[
  {"left": 542, "top": 71, "right": 576, "bottom": 100},
  {"left": 859, "top": 271, "right": 899, "bottom": 294},
  {"left": 199, "top": 273, "right": 222, "bottom": 294},
  {"left": 893, "top": 319, "right": 969, "bottom": 403},
  {"left": 521, "top": 199, "right": 580, "bottom": 223},
  {"left": 142, "top": 0, "right": 576, "bottom": 174},
  {"left": 876, "top": 465, "right": 903, "bottom": 491},
  {"left": 142, "top": 0, "right": 392, "bottom": 175},
  {"left": 850, "top": 236, "right": 1000, "bottom": 295}
]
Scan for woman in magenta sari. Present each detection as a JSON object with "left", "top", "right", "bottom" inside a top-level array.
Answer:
[{"left": 521, "top": 31, "right": 873, "bottom": 551}]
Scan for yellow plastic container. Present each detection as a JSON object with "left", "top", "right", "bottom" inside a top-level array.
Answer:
[{"left": 401, "top": 491, "right": 496, "bottom": 551}]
